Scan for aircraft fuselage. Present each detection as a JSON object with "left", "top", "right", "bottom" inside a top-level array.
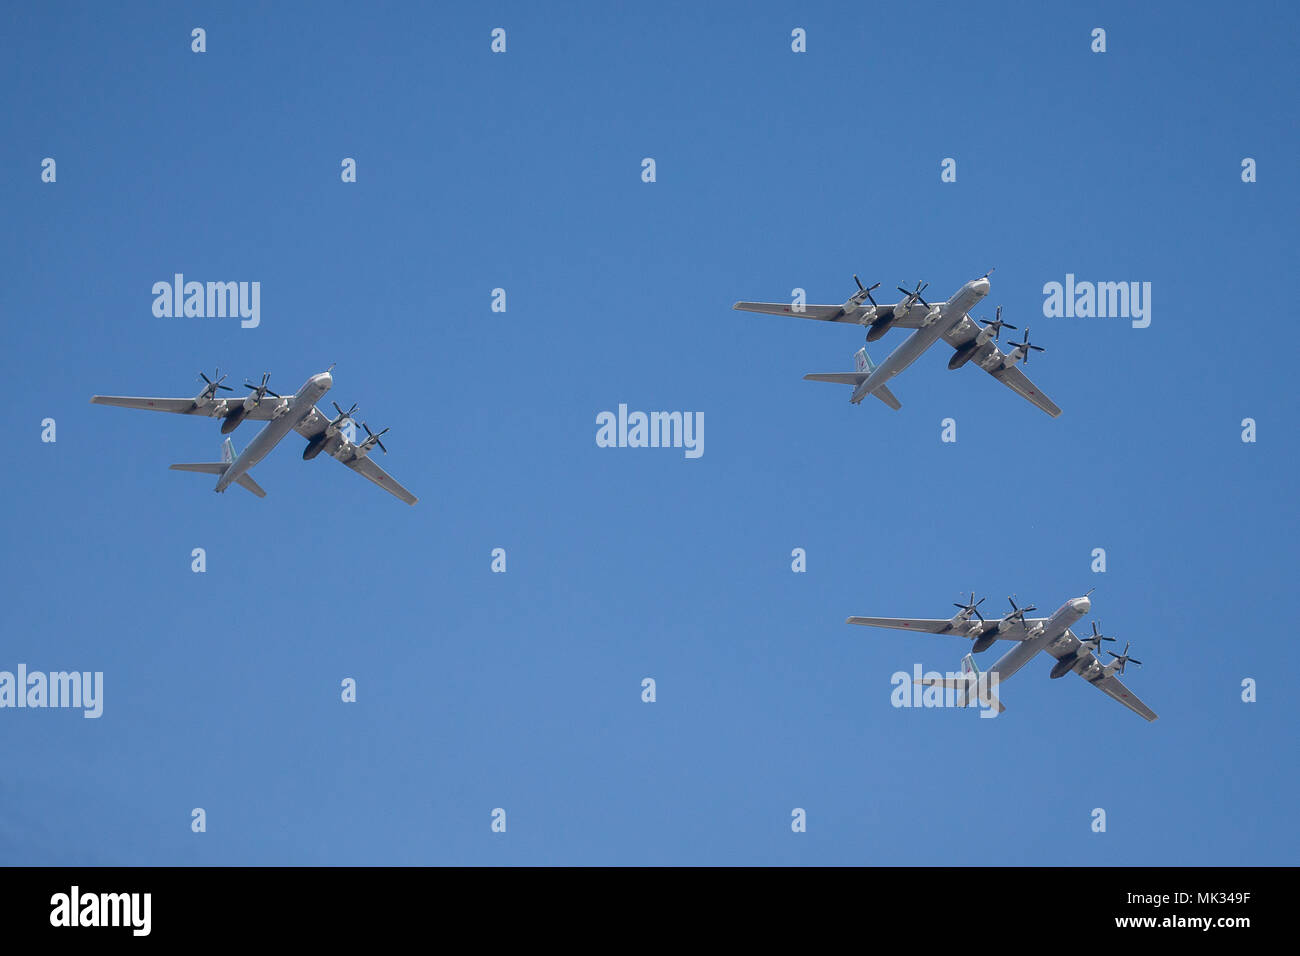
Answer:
[
  {"left": 852, "top": 277, "right": 991, "bottom": 403},
  {"left": 213, "top": 372, "right": 333, "bottom": 493},
  {"left": 986, "top": 596, "right": 1091, "bottom": 681}
]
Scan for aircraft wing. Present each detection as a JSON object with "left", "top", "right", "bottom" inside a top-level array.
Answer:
[
  {"left": 989, "top": 364, "right": 1062, "bottom": 418},
  {"left": 847, "top": 616, "right": 951, "bottom": 633},
  {"left": 91, "top": 394, "right": 304, "bottom": 422},
  {"left": 846, "top": 616, "right": 1043, "bottom": 642},
  {"left": 732, "top": 300, "right": 931, "bottom": 328},
  {"left": 294, "top": 406, "right": 331, "bottom": 439},
  {"left": 942, "top": 321, "right": 1062, "bottom": 418},
  {"left": 733, "top": 302, "right": 860, "bottom": 322},
  {"left": 1083, "top": 671, "right": 1158, "bottom": 721},
  {"left": 295, "top": 406, "right": 417, "bottom": 506},
  {"left": 344, "top": 456, "right": 418, "bottom": 506},
  {"left": 91, "top": 395, "right": 203, "bottom": 414},
  {"left": 1044, "top": 630, "right": 1158, "bottom": 721}
]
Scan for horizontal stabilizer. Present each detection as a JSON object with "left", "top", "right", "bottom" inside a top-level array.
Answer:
[
  {"left": 169, "top": 462, "right": 226, "bottom": 475},
  {"left": 871, "top": 384, "right": 901, "bottom": 410},
  {"left": 235, "top": 472, "right": 266, "bottom": 498},
  {"left": 803, "top": 374, "right": 900, "bottom": 409},
  {"left": 803, "top": 372, "right": 868, "bottom": 386},
  {"left": 169, "top": 459, "right": 266, "bottom": 497},
  {"left": 912, "top": 675, "right": 1007, "bottom": 713}
]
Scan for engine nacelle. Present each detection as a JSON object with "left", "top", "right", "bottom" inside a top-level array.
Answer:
[
  {"left": 971, "top": 633, "right": 997, "bottom": 654},
  {"left": 220, "top": 406, "right": 247, "bottom": 434},
  {"left": 865, "top": 316, "right": 895, "bottom": 341},
  {"left": 948, "top": 342, "right": 980, "bottom": 370},
  {"left": 302, "top": 435, "right": 329, "bottom": 460},
  {"left": 1049, "top": 656, "right": 1077, "bottom": 679}
]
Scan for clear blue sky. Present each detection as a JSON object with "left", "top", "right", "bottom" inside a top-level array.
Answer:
[{"left": 2, "top": 1, "right": 1296, "bottom": 865}]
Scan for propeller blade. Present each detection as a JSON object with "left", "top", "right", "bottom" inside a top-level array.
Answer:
[
  {"left": 854, "top": 274, "right": 865, "bottom": 291},
  {"left": 361, "top": 422, "right": 390, "bottom": 453}
]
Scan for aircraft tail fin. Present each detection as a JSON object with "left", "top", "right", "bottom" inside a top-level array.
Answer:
[
  {"left": 912, "top": 654, "right": 1005, "bottom": 713},
  {"left": 168, "top": 440, "right": 266, "bottom": 497},
  {"left": 802, "top": 349, "right": 900, "bottom": 409},
  {"left": 960, "top": 654, "right": 1006, "bottom": 713}
]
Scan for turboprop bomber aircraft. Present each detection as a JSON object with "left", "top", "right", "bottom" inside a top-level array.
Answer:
[
  {"left": 734, "top": 272, "right": 1061, "bottom": 417},
  {"left": 847, "top": 592, "right": 1157, "bottom": 721},
  {"left": 91, "top": 367, "right": 417, "bottom": 505}
]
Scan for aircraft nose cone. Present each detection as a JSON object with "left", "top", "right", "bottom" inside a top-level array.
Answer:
[
  {"left": 1074, "top": 596, "right": 1091, "bottom": 614},
  {"left": 972, "top": 277, "right": 991, "bottom": 296}
]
